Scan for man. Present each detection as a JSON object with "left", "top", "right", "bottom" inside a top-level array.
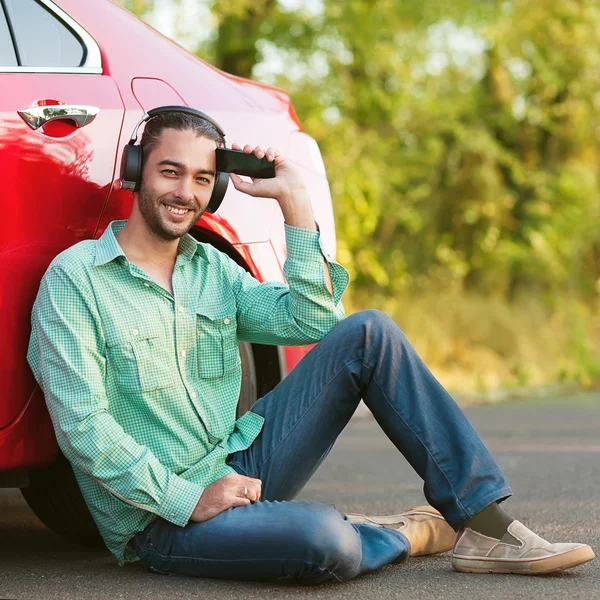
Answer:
[{"left": 28, "top": 109, "right": 594, "bottom": 583}]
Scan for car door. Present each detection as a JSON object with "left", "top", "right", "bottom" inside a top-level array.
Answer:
[{"left": 0, "top": 0, "right": 125, "bottom": 430}]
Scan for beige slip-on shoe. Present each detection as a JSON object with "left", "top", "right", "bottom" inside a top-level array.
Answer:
[
  {"left": 345, "top": 505, "right": 456, "bottom": 557},
  {"left": 452, "top": 520, "right": 595, "bottom": 574}
]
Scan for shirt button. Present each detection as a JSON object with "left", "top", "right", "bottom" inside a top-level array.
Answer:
[
  {"left": 144, "top": 283, "right": 150, "bottom": 288},
  {"left": 132, "top": 329, "right": 139, "bottom": 336},
  {"left": 223, "top": 318, "right": 231, "bottom": 325},
  {"left": 178, "top": 305, "right": 185, "bottom": 313},
  {"left": 190, "top": 391, "right": 197, "bottom": 400},
  {"left": 180, "top": 350, "right": 187, "bottom": 358}
]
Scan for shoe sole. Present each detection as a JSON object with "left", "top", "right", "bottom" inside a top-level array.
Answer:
[{"left": 452, "top": 545, "right": 595, "bottom": 575}]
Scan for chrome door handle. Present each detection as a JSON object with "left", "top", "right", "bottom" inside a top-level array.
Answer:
[{"left": 17, "top": 105, "right": 99, "bottom": 130}]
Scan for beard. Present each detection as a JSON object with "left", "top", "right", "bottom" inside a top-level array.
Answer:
[{"left": 137, "top": 182, "right": 206, "bottom": 242}]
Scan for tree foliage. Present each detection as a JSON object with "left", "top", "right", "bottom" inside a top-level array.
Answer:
[{"left": 120, "top": 0, "right": 600, "bottom": 310}]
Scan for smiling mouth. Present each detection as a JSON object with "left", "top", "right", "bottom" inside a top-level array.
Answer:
[{"left": 164, "top": 204, "right": 191, "bottom": 216}]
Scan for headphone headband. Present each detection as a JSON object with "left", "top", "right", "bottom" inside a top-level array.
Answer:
[{"left": 128, "top": 105, "right": 226, "bottom": 145}]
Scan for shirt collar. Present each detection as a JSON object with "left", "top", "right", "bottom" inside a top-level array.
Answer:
[{"left": 94, "top": 220, "right": 207, "bottom": 267}]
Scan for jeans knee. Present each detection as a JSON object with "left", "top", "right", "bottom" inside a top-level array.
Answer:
[
  {"left": 345, "top": 309, "right": 399, "bottom": 341},
  {"left": 298, "top": 504, "right": 362, "bottom": 583}
]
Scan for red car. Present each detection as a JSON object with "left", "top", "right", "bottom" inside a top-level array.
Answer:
[{"left": 0, "top": 0, "right": 336, "bottom": 546}]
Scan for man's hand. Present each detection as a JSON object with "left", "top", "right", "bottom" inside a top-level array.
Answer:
[
  {"left": 189, "top": 473, "right": 262, "bottom": 523},
  {"left": 228, "top": 143, "right": 305, "bottom": 203},
  {"left": 228, "top": 143, "right": 316, "bottom": 232}
]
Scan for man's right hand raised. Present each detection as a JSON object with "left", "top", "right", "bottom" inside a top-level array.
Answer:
[{"left": 189, "top": 473, "right": 262, "bottom": 523}]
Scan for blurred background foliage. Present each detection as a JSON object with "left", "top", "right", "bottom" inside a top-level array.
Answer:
[{"left": 117, "top": 0, "right": 600, "bottom": 393}]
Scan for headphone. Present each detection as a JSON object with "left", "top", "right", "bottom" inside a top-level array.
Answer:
[{"left": 120, "top": 105, "right": 229, "bottom": 214}]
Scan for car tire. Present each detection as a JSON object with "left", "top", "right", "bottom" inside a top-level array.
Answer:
[{"left": 20, "top": 452, "right": 105, "bottom": 548}]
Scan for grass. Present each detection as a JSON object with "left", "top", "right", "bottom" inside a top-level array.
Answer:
[{"left": 347, "top": 289, "right": 600, "bottom": 395}]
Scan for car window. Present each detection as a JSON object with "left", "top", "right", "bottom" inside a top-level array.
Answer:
[
  {"left": 3, "top": 0, "right": 85, "bottom": 68},
  {"left": 0, "top": 3, "right": 18, "bottom": 66}
]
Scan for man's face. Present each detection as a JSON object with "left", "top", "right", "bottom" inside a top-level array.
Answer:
[{"left": 136, "top": 128, "right": 218, "bottom": 241}]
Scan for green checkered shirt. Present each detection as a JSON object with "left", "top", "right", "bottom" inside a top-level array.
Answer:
[{"left": 27, "top": 220, "right": 348, "bottom": 565}]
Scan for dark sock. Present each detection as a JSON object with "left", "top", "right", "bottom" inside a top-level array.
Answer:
[{"left": 466, "top": 502, "right": 520, "bottom": 544}]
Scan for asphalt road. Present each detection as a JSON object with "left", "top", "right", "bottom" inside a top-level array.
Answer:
[{"left": 1, "top": 392, "right": 599, "bottom": 600}]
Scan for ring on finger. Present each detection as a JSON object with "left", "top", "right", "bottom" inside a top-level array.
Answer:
[{"left": 243, "top": 486, "right": 248, "bottom": 497}]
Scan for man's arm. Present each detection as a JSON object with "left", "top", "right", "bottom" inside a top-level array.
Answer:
[
  {"left": 28, "top": 266, "right": 203, "bottom": 527},
  {"left": 273, "top": 185, "right": 333, "bottom": 295},
  {"left": 218, "top": 223, "right": 347, "bottom": 347},
  {"left": 229, "top": 143, "right": 336, "bottom": 293},
  {"left": 226, "top": 144, "right": 348, "bottom": 345}
]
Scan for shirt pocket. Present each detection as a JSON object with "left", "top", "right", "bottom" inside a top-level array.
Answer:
[
  {"left": 106, "top": 323, "right": 175, "bottom": 394},
  {"left": 196, "top": 303, "right": 240, "bottom": 379}
]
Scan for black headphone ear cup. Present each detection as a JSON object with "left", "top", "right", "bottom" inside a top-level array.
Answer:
[
  {"left": 120, "top": 144, "right": 143, "bottom": 192},
  {"left": 206, "top": 170, "right": 229, "bottom": 214}
]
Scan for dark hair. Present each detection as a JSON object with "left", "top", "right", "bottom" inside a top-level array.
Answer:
[{"left": 140, "top": 111, "right": 225, "bottom": 168}]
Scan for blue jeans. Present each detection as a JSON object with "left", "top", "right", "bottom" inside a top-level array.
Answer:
[{"left": 135, "top": 310, "right": 512, "bottom": 584}]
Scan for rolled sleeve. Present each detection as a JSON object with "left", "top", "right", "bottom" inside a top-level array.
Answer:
[
  {"left": 224, "top": 223, "right": 349, "bottom": 347},
  {"left": 284, "top": 223, "right": 349, "bottom": 306},
  {"left": 158, "top": 478, "right": 204, "bottom": 526}
]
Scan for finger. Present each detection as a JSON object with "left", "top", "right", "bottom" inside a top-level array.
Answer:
[
  {"left": 271, "top": 148, "right": 285, "bottom": 167},
  {"left": 231, "top": 142, "right": 242, "bottom": 151},
  {"left": 242, "top": 477, "right": 262, "bottom": 501},
  {"left": 243, "top": 144, "right": 253, "bottom": 154},
  {"left": 229, "top": 172, "right": 243, "bottom": 186},
  {"left": 253, "top": 146, "right": 265, "bottom": 158},
  {"left": 236, "top": 485, "right": 258, "bottom": 502},
  {"left": 240, "top": 476, "right": 262, "bottom": 485},
  {"left": 229, "top": 173, "right": 255, "bottom": 195},
  {"left": 241, "top": 476, "right": 262, "bottom": 489},
  {"left": 236, "top": 483, "right": 259, "bottom": 495},
  {"left": 265, "top": 147, "right": 277, "bottom": 162},
  {"left": 231, "top": 497, "right": 251, "bottom": 508}
]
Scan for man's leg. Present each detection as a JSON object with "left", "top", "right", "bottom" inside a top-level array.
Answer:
[
  {"left": 135, "top": 499, "right": 408, "bottom": 583},
  {"left": 229, "top": 310, "right": 511, "bottom": 527},
  {"left": 208, "top": 309, "right": 509, "bottom": 581},
  {"left": 229, "top": 309, "right": 593, "bottom": 575}
]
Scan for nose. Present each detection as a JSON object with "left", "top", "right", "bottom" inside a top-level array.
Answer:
[{"left": 172, "top": 176, "right": 195, "bottom": 204}]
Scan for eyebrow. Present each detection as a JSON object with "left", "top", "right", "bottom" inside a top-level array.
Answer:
[{"left": 157, "top": 159, "right": 215, "bottom": 176}]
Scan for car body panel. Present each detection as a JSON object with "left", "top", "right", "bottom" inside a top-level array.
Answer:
[
  {"left": 0, "top": 73, "right": 125, "bottom": 430},
  {"left": 0, "top": 388, "right": 56, "bottom": 472}
]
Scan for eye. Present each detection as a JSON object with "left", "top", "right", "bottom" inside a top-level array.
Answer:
[
  {"left": 196, "top": 176, "right": 210, "bottom": 184},
  {"left": 162, "top": 169, "right": 177, "bottom": 176}
]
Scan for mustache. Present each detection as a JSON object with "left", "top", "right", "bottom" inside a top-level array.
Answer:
[{"left": 162, "top": 198, "right": 196, "bottom": 210}]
